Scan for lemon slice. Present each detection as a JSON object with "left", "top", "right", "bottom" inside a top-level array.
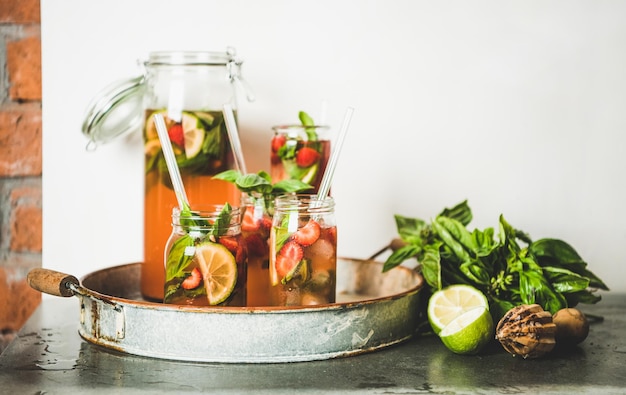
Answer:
[
  {"left": 427, "top": 284, "right": 489, "bottom": 335},
  {"left": 439, "top": 307, "right": 494, "bottom": 355},
  {"left": 145, "top": 110, "right": 167, "bottom": 140},
  {"left": 181, "top": 113, "right": 205, "bottom": 159},
  {"left": 194, "top": 242, "right": 238, "bottom": 305},
  {"left": 144, "top": 138, "right": 161, "bottom": 157}
]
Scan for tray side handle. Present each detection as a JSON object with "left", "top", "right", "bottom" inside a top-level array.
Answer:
[{"left": 27, "top": 268, "right": 79, "bottom": 297}]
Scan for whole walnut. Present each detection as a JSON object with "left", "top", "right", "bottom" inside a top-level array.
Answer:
[{"left": 495, "top": 304, "right": 556, "bottom": 359}]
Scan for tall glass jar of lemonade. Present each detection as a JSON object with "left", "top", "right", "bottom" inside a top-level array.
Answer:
[{"left": 82, "top": 49, "right": 253, "bottom": 301}]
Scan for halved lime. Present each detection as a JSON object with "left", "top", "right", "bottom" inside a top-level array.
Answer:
[
  {"left": 427, "top": 284, "right": 489, "bottom": 335},
  {"left": 181, "top": 113, "right": 206, "bottom": 159},
  {"left": 439, "top": 307, "right": 494, "bottom": 355},
  {"left": 194, "top": 242, "right": 237, "bottom": 305}
]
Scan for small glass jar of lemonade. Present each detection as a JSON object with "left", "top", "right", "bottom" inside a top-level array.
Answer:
[
  {"left": 164, "top": 204, "right": 247, "bottom": 306},
  {"left": 269, "top": 194, "right": 337, "bottom": 306}
]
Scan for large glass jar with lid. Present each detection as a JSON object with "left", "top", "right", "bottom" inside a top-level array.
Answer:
[{"left": 82, "top": 48, "right": 254, "bottom": 301}]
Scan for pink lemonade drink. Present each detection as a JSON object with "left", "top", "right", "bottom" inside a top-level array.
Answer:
[
  {"left": 241, "top": 195, "right": 273, "bottom": 307},
  {"left": 164, "top": 204, "right": 246, "bottom": 307},
  {"left": 269, "top": 194, "right": 337, "bottom": 306},
  {"left": 270, "top": 125, "right": 330, "bottom": 194},
  {"left": 212, "top": 170, "right": 317, "bottom": 307}
]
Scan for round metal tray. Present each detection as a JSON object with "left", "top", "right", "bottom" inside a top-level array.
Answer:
[{"left": 31, "top": 258, "right": 424, "bottom": 363}]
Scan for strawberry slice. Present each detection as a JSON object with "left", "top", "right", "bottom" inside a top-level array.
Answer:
[
  {"left": 271, "top": 134, "right": 287, "bottom": 153},
  {"left": 292, "top": 220, "right": 321, "bottom": 246},
  {"left": 241, "top": 207, "right": 261, "bottom": 232},
  {"left": 323, "top": 226, "right": 337, "bottom": 245},
  {"left": 218, "top": 236, "right": 239, "bottom": 253},
  {"left": 168, "top": 123, "right": 184, "bottom": 147},
  {"left": 245, "top": 233, "right": 268, "bottom": 257},
  {"left": 275, "top": 241, "right": 304, "bottom": 278},
  {"left": 261, "top": 216, "right": 273, "bottom": 232},
  {"left": 181, "top": 267, "right": 202, "bottom": 290},
  {"left": 295, "top": 147, "right": 320, "bottom": 168},
  {"left": 235, "top": 241, "right": 247, "bottom": 265},
  {"left": 271, "top": 152, "right": 281, "bottom": 165}
]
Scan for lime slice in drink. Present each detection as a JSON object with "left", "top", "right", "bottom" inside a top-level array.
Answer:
[
  {"left": 300, "top": 163, "right": 318, "bottom": 184},
  {"left": 439, "top": 307, "right": 494, "bottom": 355},
  {"left": 194, "top": 242, "right": 238, "bottom": 305},
  {"left": 283, "top": 258, "right": 309, "bottom": 285},
  {"left": 181, "top": 113, "right": 206, "bottom": 159},
  {"left": 194, "top": 111, "right": 215, "bottom": 127},
  {"left": 281, "top": 160, "right": 318, "bottom": 184},
  {"left": 427, "top": 284, "right": 489, "bottom": 335}
]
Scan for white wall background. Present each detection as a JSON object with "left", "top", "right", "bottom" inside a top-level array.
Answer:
[{"left": 41, "top": 0, "right": 626, "bottom": 293}]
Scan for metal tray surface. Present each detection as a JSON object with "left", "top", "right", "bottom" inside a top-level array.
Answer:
[{"left": 76, "top": 257, "right": 423, "bottom": 363}]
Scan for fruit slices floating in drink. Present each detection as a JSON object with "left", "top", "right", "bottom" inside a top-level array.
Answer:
[
  {"left": 213, "top": 170, "right": 313, "bottom": 306},
  {"left": 164, "top": 203, "right": 246, "bottom": 306},
  {"left": 270, "top": 111, "right": 330, "bottom": 192},
  {"left": 269, "top": 198, "right": 337, "bottom": 306},
  {"left": 145, "top": 109, "right": 232, "bottom": 183}
]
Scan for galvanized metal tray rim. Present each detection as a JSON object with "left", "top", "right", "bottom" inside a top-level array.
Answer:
[{"left": 79, "top": 258, "right": 423, "bottom": 313}]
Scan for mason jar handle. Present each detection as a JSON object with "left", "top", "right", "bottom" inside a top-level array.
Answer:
[{"left": 232, "top": 73, "right": 256, "bottom": 103}]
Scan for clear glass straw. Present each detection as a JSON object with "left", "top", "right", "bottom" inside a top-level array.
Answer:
[
  {"left": 223, "top": 104, "right": 247, "bottom": 174},
  {"left": 154, "top": 113, "right": 190, "bottom": 210},
  {"left": 316, "top": 106, "right": 354, "bottom": 200}
]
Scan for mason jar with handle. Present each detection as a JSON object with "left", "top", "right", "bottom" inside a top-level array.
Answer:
[{"left": 82, "top": 48, "right": 254, "bottom": 301}]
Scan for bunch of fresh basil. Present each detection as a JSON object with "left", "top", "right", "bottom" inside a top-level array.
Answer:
[{"left": 383, "top": 200, "right": 609, "bottom": 321}]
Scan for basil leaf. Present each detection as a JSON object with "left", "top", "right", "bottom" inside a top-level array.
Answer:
[
  {"left": 438, "top": 200, "right": 473, "bottom": 226},
  {"left": 565, "top": 290, "right": 602, "bottom": 305},
  {"left": 214, "top": 169, "right": 313, "bottom": 200},
  {"left": 211, "top": 203, "right": 232, "bottom": 237},
  {"left": 530, "top": 238, "right": 609, "bottom": 290},
  {"left": 472, "top": 227, "right": 497, "bottom": 256},
  {"left": 420, "top": 242, "right": 442, "bottom": 289},
  {"left": 530, "top": 238, "right": 584, "bottom": 265},
  {"left": 382, "top": 244, "right": 422, "bottom": 272},
  {"left": 273, "top": 179, "right": 314, "bottom": 193},
  {"left": 437, "top": 216, "right": 477, "bottom": 253},
  {"left": 460, "top": 259, "right": 491, "bottom": 286},
  {"left": 165, "top": 234, "right": 194, "bottom": 281},
  {"left": 517, "top": 256, "right": 567, "bottom": 314},
  {"left": 258, "top": 170, "right": 272, "bottom": 183},
  {"left": 543, "top": 266, "right": 590, "bottom": 293},
  {"left": 236, "top": 173, "right": 273, "bottom": 195},
  {"left": 298, "top": 111, "right": 318, "bottom": 141},
  {"left": 394, "top": 215, "right": 427, "bottom": 244},
  {"left": 431, "top": 217, "right": 472, "bottom": 262},
  {"left": 213, "top": 169, "right": 241, "bottom": 183}
]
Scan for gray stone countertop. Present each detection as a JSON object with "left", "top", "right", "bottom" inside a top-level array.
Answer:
[{"left": 0, "top": 293, "right": 624, "bottom": 394}]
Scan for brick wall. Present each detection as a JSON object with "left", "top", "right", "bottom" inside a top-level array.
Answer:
[{"left": 0, "top": 0, "right": 42, "bottom": 352}]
